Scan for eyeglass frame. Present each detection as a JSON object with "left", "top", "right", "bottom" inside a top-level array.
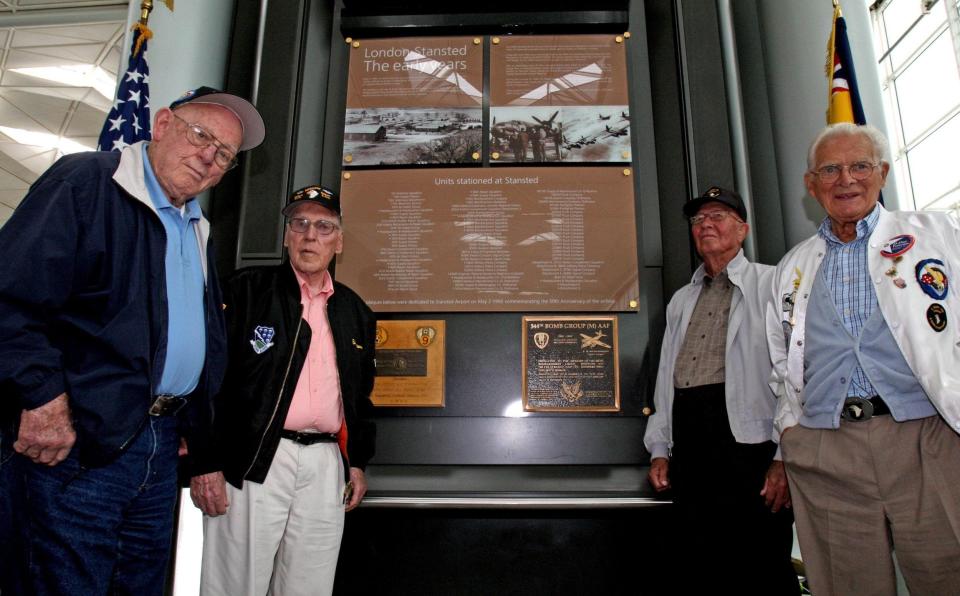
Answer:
[
  {"left": 170, "top": 112, "right": 239, "bottom": 170},
  {"left": 808, "top": 161, "right": 881, "bottom": 184},
  {"left": 286, "top": 216, "right": 341, "bottom": 236},
  {"left": 688, "top": 210, "right": 744, "bottom": 227}
]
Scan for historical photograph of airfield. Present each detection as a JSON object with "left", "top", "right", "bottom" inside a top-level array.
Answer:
[
  {"left": 343, "top": 107, "right": 482, "bottom": 166},
  {"left": 490, "top": 106, "right": 631, "bottom": 163}
]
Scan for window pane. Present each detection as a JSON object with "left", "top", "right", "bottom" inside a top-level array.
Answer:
[
  {"left": 907, "top": 113, "right": 960, "bottom": 209},
  {"left": 893, "top": 31, "right": 960, "bottom": 142},
  {"left": 889, "top": 1, "right": 947, "bottom": 69},
  {"left": 882, "top": 0, "right": 924, "bottom": 47}
]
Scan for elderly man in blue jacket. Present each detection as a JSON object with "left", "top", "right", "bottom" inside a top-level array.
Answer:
[{"left": 0, "top": 87, "right": 263, "bottom": 595}]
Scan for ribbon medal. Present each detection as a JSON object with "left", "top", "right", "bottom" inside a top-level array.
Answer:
[
  {"left": 880, "top": 234, "right": 915, "bottom": 258},
  {"left": 915, "top": 259, "right": 948, "bottom": 300}
]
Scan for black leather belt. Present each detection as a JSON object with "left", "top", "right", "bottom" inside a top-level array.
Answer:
[
  {"left": 148, "top": 394, "right": 187, "bottom": 417},
  {"left": 280, "top": 429, "right": 338, "bottom": 445},
  {"left": 841, "top": 396, "right": 890, "bottom": 422}
]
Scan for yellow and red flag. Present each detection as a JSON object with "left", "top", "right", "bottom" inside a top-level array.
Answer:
[{"left": 826, "top": 2, "right": 866, "bottom": 124}]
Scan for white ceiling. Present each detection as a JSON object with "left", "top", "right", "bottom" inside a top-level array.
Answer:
[{"left": 0, "top": 0, "right": 127, "bottom": 226}]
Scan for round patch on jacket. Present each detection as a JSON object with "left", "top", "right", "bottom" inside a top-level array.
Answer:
[
  {"left": 927, "top": 303, "right": 947, "bottom": 332},
  {"left": 915, "top": 259, "right": 948, "bottom": 300},
  {"left": 880, "top": 234, "right": 915, "bottom": 258}
]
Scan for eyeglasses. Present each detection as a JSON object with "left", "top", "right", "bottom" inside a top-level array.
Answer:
[
  {"left": 171, "top": 113, "right": 238, "bottom": 170},
  {"left": 287, "top": 217, "right": 340, "bottom": 236},
  {"left": 689, "top": 211, "right": 743, "bottom": 226},
  {"left": 810, "top": 161, "right": 879, "bottom": 184}
]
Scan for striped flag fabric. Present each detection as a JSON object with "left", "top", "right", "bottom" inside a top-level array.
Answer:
[
  {"left": 826, "top": 3, "right": 866, "bottom": 125},
  {"left": 97, "top": 24, "right": 152, "bottom": 152}
]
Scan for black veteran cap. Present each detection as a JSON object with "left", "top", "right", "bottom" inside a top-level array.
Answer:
[
  {"left": 282, "top": 185, "right": 341, "bottom": 217},
  {"left": 169, "top": 86, "right": 265, "bottom": 151},
  {"left": 683, "top": 186, "right": 748, "bottom": 222}
]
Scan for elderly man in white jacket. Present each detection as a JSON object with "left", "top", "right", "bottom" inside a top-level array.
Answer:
[
  {"left": 644, "top": 187, "right": 798, "bottom": 595},
  {"left": 768, "top": 123, "right": 960, "bottom": 596}
]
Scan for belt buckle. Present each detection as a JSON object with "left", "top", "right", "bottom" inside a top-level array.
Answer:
[
  {"left": 841, "top": 397, "right": 875, "bottom": 422},
  {"left": 149, "top": 394, "right": 184, "bottom": 417}
]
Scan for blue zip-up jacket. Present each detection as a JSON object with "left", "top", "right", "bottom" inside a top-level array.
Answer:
[{"left": 0, "top": 142, "right": 227, "bottom": 469}]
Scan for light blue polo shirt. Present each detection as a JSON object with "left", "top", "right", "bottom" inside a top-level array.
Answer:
[{"left": 142, "top": 144, "right": 206, "bottom": 396}]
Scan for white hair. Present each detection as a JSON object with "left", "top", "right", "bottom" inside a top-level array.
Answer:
[{"left": 806, "top": 123, "right": 890, "bottom": 170}]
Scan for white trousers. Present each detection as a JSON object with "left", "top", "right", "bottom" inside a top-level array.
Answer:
[{"left": 200, "top": 440, "right": 345, "bottom": 596}]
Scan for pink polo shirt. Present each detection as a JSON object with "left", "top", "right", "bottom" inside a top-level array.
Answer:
[{"left": 283, "top": 267, "right": 343, "bottom": 433}]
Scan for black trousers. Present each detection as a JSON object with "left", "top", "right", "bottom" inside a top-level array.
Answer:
[{"left": 669, "top": 383, "right": 799, "bottom": 596}]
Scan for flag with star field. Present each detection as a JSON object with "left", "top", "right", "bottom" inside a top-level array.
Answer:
[{"left": 97, "top": 26, "right": 151, "bottom": 152}]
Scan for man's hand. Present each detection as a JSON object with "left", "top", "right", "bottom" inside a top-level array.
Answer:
[
  {"left": 190, "top": 471, "right": 230, "bottom": 516},
  {"left": 760, "top": 460, "right": 791, "bottom": 513},
  {"left": 14, "top": 393, "right": 76, "bottom": 466},
  {"left": 648, "top": 457, "right": 671, "bottom": 492},
  {"left": 345, "top": 467, "right": 367, "bottom": 512}
]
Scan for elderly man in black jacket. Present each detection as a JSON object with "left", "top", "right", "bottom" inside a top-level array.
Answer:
[{"left": 190, "top": 185, "right": 376, "bottom": 596}]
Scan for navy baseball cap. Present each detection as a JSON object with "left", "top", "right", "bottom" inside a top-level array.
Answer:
[
  {"left": 683, "top": 186, "right": 748, "bottom": 222},
  {"left": 282, "top": 185, "right": 341, "bottom": 217}
]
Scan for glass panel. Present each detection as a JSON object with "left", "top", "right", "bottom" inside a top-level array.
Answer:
[
  {"left": 893, "top": 31, "right": 960, "bottom": 142},
  {"left": 889, "top": 0, "right": 947, "bottom": 69},
  {"left": 882, "top": 0, "right": 925, "bottom": 48},
  {"left": 907, "top": 113, "right": 960, "bottom": 209}
]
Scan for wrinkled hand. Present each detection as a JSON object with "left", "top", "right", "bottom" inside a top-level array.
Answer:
[
  {"left": 190, "top": 471, "right": 230, "bottom": 516},
  {"left": 345, "top": 467, "right": 367, "bottom": 512},
  {"left": 647, "top": 457, "right": 671, "bottom": 492},
  {"left": 760, "top": 460, "right": 791, "bottom": 512},
  {"left": 14, "top": 393, "right": 76, "bottom": 466}
]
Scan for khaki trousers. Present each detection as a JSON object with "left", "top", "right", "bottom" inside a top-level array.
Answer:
[
  {"left": 781, "top": 415, "right": 960, "bottom": 596},
  {"left": 200, "top": 440, "right": 345, "bottom": 596}
]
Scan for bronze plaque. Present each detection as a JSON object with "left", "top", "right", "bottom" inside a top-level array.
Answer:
[
  {"left": 522, "top": 316, "right": 620, "bottom": 412},
  {"left": 372, "top": 320, "right": 445, "bottom": 407},
  {"left": 344, "top": 36, "right": 483, "bottom": 166},
  {"left": 336, "top": 167, "right": 639, "bottom": 312}
]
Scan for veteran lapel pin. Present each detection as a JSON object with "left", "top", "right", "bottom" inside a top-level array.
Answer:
[
  {"left": 880, "top": 234, "right": 915, "bottom": 258},
  {"left": 915, "top": 258, "right": 948, "bottom": 300}
]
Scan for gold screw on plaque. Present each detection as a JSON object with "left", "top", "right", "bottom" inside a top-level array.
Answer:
[
  {"left": 642, "top": 406, "right": 652, "bottom": 416},
  {"left": 491, "top": 152, "right": 500, "bottom": 160},
  {"left": 492, "top": 37, "right": 500, "bottom": 45},
  {"left": 473, "top": 37, "right": 481, "bottom": 45},
  {"left": 472, "top": 152, "right": 480, "bottom": 160},
  {"left": 344, "top": 154, "right": 353, "bottom": 163},
  {"left": 629, "top": 300, "right": 638, "bottom": 308},
  {"left": 623, "top": 168, "right": 631, "bottom": 176},
  {"left": 352, "top": 40, "right": 360, "bottom": 48},
  {"left": 624, "top": 32, "right": 631, "bottom": 39},
  {"left": 615, "top": 35, "right": 623, "bottom": 43},
  {"left": 621, "top": 151, "right": 630, "bottom": 159},
  {"left": 345, "top": 37, "right": 353, "bottom": 44},
  {"left": 343, "top": 172, "right": 352, "bottom": 180}
]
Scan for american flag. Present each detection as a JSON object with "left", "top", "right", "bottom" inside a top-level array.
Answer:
[{"left": 97, "top": 24, "right": 152, "bottom": 152}]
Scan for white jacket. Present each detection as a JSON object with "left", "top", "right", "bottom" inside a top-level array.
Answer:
[
  {"left": 644, "top": 250, "right": 778, "bottom": 459},
  {"left": 767, "top": 206, "right": 960, "bottom": 435}
]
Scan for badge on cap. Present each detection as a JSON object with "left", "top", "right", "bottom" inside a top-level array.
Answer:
[
  {"left": 706, "top": 187, "right": 721, "bottom": 198},
  {"left": 915, "top": 259, "right": 948, "bottom": 300},
  {"left": 926, "top": 303, "right": 947, "bottom": 332},
  {"left": 250, "top": 325, "right": 275, "bottom": 354},
  {"left": 880, "top": 234, "right": 915, "bottom": 258}
]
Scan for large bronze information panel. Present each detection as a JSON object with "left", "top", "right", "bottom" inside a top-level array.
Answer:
[{"left": 336, "top": 167, "right": 639, "bottom": 312}]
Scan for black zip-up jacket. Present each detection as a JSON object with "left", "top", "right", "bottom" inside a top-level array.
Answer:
[{"left": 194, "top": 263, "right": 376, "bottom": 487}]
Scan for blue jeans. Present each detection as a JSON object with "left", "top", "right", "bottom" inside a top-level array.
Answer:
[
  {"left": 1, "top": 418, "right": 27, "bottom": 595},
  {"left": 16, "top": 415, "right": 179, "bottom": 596}
]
